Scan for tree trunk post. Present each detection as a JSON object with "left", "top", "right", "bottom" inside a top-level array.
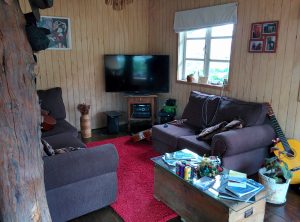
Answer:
[{"left": 0, "top": 0, "right": 51, "bottom": 221}]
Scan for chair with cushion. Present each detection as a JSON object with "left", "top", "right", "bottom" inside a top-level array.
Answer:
[
  {"left": 38, "top": 87, "right": 119, "bottom": 221},
  {"left": 152, "top": 91, "right": 275, "bottom": 175}
]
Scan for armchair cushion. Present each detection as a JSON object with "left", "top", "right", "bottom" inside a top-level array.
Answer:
[
  {"left": 37, "top": 87, "right": 66, "bottom": 120},
  {"left": 152, "top": 123, "right": 196, "bottom": 148},
  {"left": 43, "top": 132, "right": 86, "bottom": 150},
  {"left": 178, "top": 135, "right": 211, "bottom": 155},
  {"left": 182, "top": 91, "right": 221, "bottom": 129},
  {"left": 211, "top": 97, "right": 267, "bottom": 127},
  {"left": 44, "top": 144, "right": 119, "bottom": 191},
  {"left": 211, "top": 124, "right": 275, "bottom": 157},
  {"left": 41, "top": 119, "right": 78, "bottom": 138}
]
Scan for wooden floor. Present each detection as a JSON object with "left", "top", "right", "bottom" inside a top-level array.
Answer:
[{"left": 72, "top": 128, "right": 300, "bottom": 222}]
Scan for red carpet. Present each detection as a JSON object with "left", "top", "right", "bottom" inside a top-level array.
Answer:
[{"left": 87, "top": 136, "right": 177, "bottom": 222}]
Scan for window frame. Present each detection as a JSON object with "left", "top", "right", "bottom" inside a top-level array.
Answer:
[{"left": 177, "top": 24, "right": 235, "bottom": 88}]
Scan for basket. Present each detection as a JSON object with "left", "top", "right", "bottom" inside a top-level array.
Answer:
[{"left": 258, "top": 168, "right": 290, "bottom": 204}]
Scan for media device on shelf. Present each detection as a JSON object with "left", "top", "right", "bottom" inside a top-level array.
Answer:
[{"left": 104, "top": 54, "right": 169, "bottom": 94}]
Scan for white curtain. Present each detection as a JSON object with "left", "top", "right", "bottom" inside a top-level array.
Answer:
[{"left": 174, "top": 3, "right": 238, "bottom": 33}]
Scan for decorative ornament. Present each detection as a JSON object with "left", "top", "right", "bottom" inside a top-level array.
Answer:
[
  {"left": 198, "top": 156, "right": 223, "bottom": 178},
  {"left": 105, "top": 0, "right": 133, "bottom": 10}
]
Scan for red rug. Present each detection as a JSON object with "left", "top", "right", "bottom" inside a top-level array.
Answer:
[{"left": 87, "top": 136, "right": 177, "bottom": 222}]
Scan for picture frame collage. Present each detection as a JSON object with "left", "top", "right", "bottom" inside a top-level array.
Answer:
[{"left": 249, "top": 21, "right": 279, "bottom": 53}]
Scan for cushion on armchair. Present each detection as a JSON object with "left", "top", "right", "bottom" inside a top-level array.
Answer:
[
  {"left": 37, "top": 87, "right": 66, "bottom": 120},
  {"left": 211, "top": 97, "right": 267, "bottom": 127},
  {"left": 182, "top": 91, "right": 221, "bottom": 129}
]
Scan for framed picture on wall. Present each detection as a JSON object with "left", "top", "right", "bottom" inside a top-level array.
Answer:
[
  {"left": 249, "top": 40, "right": 263, "bottom": 52},
  {"left": 249, "top": 21, "right": 279, "bottom": 53},
  {"left": 37, "top": 16, "right": 72, "bottom": 50}
]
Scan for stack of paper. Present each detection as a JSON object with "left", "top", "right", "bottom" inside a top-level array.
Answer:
[
  {"left": 218, "top": 179, "right": 264, "bottom": 203},
  {"left": 227, "top": 170, "right": 247, "bottom": 188}
]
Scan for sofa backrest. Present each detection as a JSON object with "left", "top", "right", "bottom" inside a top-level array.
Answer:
[
  {"left": 210, "top": 97, "right": 267, "bottom": 127},
  {"left": 182, "top": 91, "right": 221, "bottom": 129},
  {"left": 37, "top": 87, "right": 66, "bottom": 120}
]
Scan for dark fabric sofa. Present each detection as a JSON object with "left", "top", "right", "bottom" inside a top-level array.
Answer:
[
  {"left": 152, "top": 91, "right": 275, "bottom": 175},
  {"left": 38, "top": 87, "right": 119, "bottom": 222}
]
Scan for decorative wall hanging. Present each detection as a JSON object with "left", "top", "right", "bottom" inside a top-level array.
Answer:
[
  {"left": 105, "top": 0, "right": 133, "bottom": 10},
  {"left": 249, "top": 21, "right": 279, "bottom": 53},
  {"left": 37, "top": 16, "right": 72, "bottom": 50}
]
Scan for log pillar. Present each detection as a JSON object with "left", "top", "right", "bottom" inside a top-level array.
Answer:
[{"left": 0, "top": 0, "right": 51, "bottom": 221}]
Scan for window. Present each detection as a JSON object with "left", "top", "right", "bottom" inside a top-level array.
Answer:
[{"left": 178, "top": 24, "right": 234, "bottom": 86}]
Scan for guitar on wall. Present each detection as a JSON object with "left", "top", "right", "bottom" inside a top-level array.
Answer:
[{"left": 267, "top": 103, "right": 300, "bottom": 184}]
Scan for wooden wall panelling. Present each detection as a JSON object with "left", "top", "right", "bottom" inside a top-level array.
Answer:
[
  {"left": 286, "top": 3, "right": 300, "bottom": 138},
  {"left": 242, "top": 0, "right": 258, "bottom": 101},
  {"left": 148, "top": 0, "right": 300, "bottom": 140},
  {"left": 277, "top": 0, "right": 299, "bottom": 134},
  {"left": 20, "top": 0, "right": 149, "bottom": 129},
  {"left": 263, "top": 0, "right": 283, "bottom": 103},
  {"left": 19, "top": 0, "right": 300, "bottom": 139},
  {"left": 270, "top": 1, "right": 291, "bottom": 124},
  {"left": 250, "top": 0, "right": 269, "bottom": 102},
  {"left": 235, "top": 0, "right": 252, "bottom": 100},
  {"left": 255, "top": 0, "right": 274, "bottom": 102}
]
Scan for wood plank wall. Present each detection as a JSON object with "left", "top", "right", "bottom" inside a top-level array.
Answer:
[
  {"left": 148, "top": 0, "right": 300, "bottom": 140},
  {"left": 20, "top": 0, "right": 149, "bottom": 129}
]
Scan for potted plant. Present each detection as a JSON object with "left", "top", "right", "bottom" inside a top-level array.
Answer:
[
  {"left": 258, "top": 148, "right": 292, "bottom": 204},
  {"left": 186, "top": 74, "right": 195, "bottom": 83}
]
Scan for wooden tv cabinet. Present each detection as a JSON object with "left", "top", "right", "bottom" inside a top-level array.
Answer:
[{"left": 125, "top": 95, "right": 157, "bottom": 131}]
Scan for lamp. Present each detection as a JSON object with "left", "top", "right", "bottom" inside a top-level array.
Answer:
[{"left": 105, "top": 0, "right": 133, "bottom": 10}]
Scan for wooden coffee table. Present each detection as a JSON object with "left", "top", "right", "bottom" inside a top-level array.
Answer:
[{"left": 152, "top": 156, "right": 267, "bottom": 222}]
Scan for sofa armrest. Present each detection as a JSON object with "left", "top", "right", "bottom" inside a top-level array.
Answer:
[
  {"left": 44, "top": 144, "right": 119, "bottom": 190},
  {"left": 211, "top": 124, "right": 275, "bottom": 157}
]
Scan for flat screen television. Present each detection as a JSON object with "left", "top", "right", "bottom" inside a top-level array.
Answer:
[{"left": 104, "top": 55, "right": 169, "bottom": 94}]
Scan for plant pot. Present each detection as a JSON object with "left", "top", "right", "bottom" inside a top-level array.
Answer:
[
  {"left": 258, "top": 168, "right": 290, "bottom": 204},
  {"left": 198, "top": 76, "right": 208, "bottom": 84},
  {"left": 186, "top": 75, "right": 195, "bottom": 83},
  {"left": 80, "top": 114, "right": 92, "bottom": 138}
]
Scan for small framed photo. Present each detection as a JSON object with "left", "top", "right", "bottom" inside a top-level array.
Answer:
[
  {"left": 249, "top": 40, "right": 263, "bottom": 52},
  {"left": 249, "top": 21, "right": 279, "bottom": 53},
  {"left": 37, "top": 16, "right": 72, "bottom": 50},
  {"left": 251, "top": 24, "right": 262, "bottom": 39},
  {"left": 262, "top": 22, "right": 278, "bottom": 34},
  {"left": 265, "top": 36, "right": 276, "bottom": 52}
]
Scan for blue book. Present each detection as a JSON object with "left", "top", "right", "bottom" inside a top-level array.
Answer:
[{"left": 225, "top": 179, "right": 264, "bottom": 198}]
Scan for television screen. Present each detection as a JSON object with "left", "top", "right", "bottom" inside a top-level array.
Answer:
[{"left": 104, "top": 55, "right": 169, "bottom": 93}]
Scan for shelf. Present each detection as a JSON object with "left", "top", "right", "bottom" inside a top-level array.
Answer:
[{"left": 126, "top": 95, "right": 157, "bottom": 131}]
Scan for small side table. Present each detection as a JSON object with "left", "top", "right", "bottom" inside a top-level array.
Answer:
[{"left": 105, "top": 111, "right": 121, "bottom": 134}]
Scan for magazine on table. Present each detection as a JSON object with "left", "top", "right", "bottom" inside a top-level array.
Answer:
[
  {"left": 227, "top": 170, "right": 247, "bottom": 188},
  {"left": 219, "top": 182, "right": 264, "bottom": 203},
  {"left": 194, "top": 176, "right": 215, "bottom": 191},
  {"left": 225, "top": 179, "right": 264, "bottom": 198},
  {"left": 209, "top": 175, "right": 264, "bottom": 202},
  {"left": 163, "top": 149, "right": 202, "bottom": 166}
]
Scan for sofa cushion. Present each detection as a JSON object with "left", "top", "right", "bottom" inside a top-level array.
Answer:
[
  {"left": 211, "top": 97, "right": 267, "bottom": 127},
  {"left": 43, "top": 132, "right": 86, "bottom": 150},
  {"left": 182, "top": 91, "right": 221, "bottom": 129},
  {"left": 178, "top": 136, "right": 211, "bottom": 156},
  {"left": 41, "top": 119, "right": 78, "bottom": 138},
  {"left": 37, "top": 87, "right": 66, "bottom": 120},
  {"left": 41, "top": 138, "right": 55, "bottom": 156},
  {"left": 152, "top": 123, "right": 196, "bottom": 148},
  {"left": 196, "top": 121, "right": 228, "bottom": 142}
]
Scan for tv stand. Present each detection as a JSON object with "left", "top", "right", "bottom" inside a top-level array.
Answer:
[{"left": 125, "top": 95, "right": 157, "bottom": 131}]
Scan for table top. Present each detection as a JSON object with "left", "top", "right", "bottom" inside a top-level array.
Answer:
[{"left": 151, "top": 154, "right": 268, "bottom": 212}]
